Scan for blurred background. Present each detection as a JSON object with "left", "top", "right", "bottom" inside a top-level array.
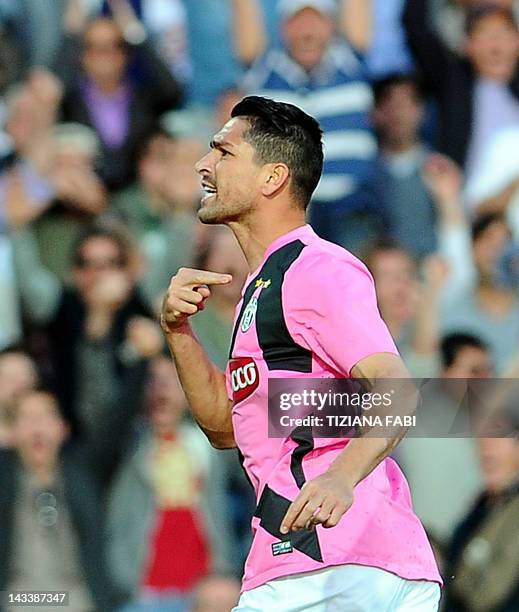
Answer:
[{"left": 2, "top": 0, "right": 519, "bottom": 610}]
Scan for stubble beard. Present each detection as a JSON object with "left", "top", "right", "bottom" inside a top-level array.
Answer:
[{"left": 198, "top": 193, "right": 251, "bottom": 225}]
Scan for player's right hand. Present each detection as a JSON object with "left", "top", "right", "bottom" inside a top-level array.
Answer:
[{"left": 161, "top": 267, "right": 232, "bottom": 333}]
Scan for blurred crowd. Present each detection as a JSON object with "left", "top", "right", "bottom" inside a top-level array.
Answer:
[{"left": 2, "top": 0, "right": 519, "bottom": 610}]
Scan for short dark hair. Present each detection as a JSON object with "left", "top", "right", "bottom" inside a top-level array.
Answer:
[
  {"left": 363, "top": 238, "right": 416, "bottom": 273},
  {"left": 373, "top": 73, "right": 425, "bottom": 107},
  {"left": 465, "top": 4, "right": 517, "bottom": 35},
  {"left": 471, "top": 212, "right": 507, "bottom": 242},
  {"left": 231, "top": 96, "right": 323, "bottom": 209},
  {"left": 72, "top": 223, "right": 132, "bottom": 269},
  {"left": 441, "top": 332, "right": 488, "bottom": 369}
]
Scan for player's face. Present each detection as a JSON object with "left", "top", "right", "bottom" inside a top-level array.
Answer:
[
  {"left": 195, "top": 118, "right": 263, "bottom": 224},
  {"left": 466, "top": 14, "right": 519, "bottom": 81}
]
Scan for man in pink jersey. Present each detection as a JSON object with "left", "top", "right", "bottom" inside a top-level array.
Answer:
[{"left": 161, "top": 96, "right": 442, "bottom": 610}]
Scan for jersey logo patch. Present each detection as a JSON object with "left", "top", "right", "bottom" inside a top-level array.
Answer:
[
  {"left": 240, "top": 297, "right": 258, "bottom": 332},
  {"left": 229, "top": 357, "right": 259, "bottom": 404}
]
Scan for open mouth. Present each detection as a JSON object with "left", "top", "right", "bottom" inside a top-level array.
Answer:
[{"left": 201, "top": 181, "right": 217, "bottom": 200}]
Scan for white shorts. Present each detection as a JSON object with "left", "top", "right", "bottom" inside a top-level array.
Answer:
[{"left": 233, "top": 564, "right": 441, "bottom": 612}]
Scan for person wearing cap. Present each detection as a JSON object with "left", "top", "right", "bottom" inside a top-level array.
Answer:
[
  {"left": 403, "top": 0, "right": 519, "bottom": 189},
  {"left": 239, "top": 0, "right": 377, "bottom": 250}
]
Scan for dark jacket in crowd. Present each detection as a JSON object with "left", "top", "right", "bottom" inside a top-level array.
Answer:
[
  {"left": 47, "top": 287, "right": 150, "bottom": 484},
  {"left": 0, "top": 448, "right": 121, "bottom": 612},
  {"left": 443, "top": 480, "right": 519, "bottom": 611},
  {"left": 56, "top": 36, "right": 183, "bottom": 190},
  {"left": 403, "top": 0, "right": 519, "bottom": 168}
]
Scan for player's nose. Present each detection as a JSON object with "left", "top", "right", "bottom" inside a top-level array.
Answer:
[{"left": 195, "top": 150, "right": 213, "bottom": 176}]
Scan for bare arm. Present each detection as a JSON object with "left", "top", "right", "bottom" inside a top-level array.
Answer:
[
  {"left": 281, "top": 352, "right": 417, "bottom": 533},
  {"left": 475, "top": 175, "right": 519, "bottom": 218},
  {"left": 423, "top": 153, "right": 476, "bottom": 294},
  {"left": 232, "top": 0, "right": 267, "bottom": 65},
  {"left": 161, "top": 268, "right": 235, "bottom": 449},
  {"left": 411, "top": 255, "right": 448, "bottom": 356},
  {"left": 339, "top": 0, "right": 372, "bottom": 53}
]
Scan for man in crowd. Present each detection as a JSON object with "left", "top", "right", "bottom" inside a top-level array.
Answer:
[
  {"left": 57, "top": 8, "right": 182, "bottom": 189},
  {"left": 107, "top": 354, "right": 232, "bottom": 612},
  {"left": 445, "top": 413, "right": 519, "bottom": 610},
  {"left": 403, "top": 1, "right": 519, "bottom": 188},
  {"left": 0, "top": 389, "right": 118, "bottom": 611},
  {"left": 370, "top": 73, "right": 437, "bottom": 259},
  {"left": 240, "top": 0, "right": 377, "bottom": 248},
  {"left": 12, "top": 224, "right": 163, "bottom": 485},
  {"left": 398, "top": 333, "right": 488, "bottom": 542}
]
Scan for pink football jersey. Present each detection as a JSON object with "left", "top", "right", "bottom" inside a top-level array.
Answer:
[{"left": 225, "top": 224, "right": 442, "bottom": 592}]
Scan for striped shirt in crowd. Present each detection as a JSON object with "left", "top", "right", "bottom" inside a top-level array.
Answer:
[{"left": 242, "top": 42, "right": 376, "bottom": 207}]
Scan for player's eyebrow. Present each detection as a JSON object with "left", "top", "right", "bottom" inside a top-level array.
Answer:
[{"left": 210, "top": 139, "right": 234, "bottom": 152}]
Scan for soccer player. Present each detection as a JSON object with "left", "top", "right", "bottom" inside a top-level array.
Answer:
[{"left": 161, "top": 97, "right": 441, "bottom": 610}]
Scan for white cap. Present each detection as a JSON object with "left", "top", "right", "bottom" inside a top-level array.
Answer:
[{"left": 278, "top": 0, "right": 337, "bottom": 19}]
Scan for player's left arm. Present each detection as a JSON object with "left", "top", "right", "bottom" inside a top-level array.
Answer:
[{"left": 280, "top": 352, "right": 414, "bottom": 534}]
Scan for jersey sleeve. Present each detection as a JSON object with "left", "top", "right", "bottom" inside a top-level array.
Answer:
[{"left": 283, "top": 251, "right": 399, "bottom": 376}]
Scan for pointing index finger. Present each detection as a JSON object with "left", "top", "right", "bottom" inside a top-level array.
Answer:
[{"left": 190, "top": 270, "right": 233, "bottom": 286}]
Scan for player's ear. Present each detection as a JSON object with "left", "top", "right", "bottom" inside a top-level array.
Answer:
[{"left": 261, "top": 163, "right": 290, "bottom": 197}]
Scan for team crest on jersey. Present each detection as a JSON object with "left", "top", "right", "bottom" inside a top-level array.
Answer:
[
  {"left": 229, "top": 357, "right": 259, "bottom": 404},
  {"left": 240, "top": 297, "right": 258, "bottom": 332}
]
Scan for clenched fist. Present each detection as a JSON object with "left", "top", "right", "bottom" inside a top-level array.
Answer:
[{"left": 161, "top": 267, "right": 232, "bottom": 333}]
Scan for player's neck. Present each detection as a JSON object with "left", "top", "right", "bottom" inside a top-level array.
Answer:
[{"left": 229, "top": 214, "right": 306, "bottom": 272}]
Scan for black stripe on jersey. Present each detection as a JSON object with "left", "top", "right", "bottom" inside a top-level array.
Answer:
[
  {"left": 237, "top": 448, "right": 255, "bottom": 490},
  {"left": 290, "top": 425, "right": 314, "bottom": 489},
  {"left": 228, "top": 275, "right": 258, "bottom": 360},
  {"left": 228, "top": 239, "right": 312, "bottom": 373},
  {"left": 253, "top": 425, "right": 323, "bottom": 562},
  {"left": 254, "top": 485, "right": 324, "bottom": 562},
  {"left": 256, "top": 240, "right": 312, "bottom": 372}
]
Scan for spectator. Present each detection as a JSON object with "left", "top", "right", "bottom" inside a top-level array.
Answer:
[
  {"left": 371, "top": 73, "right": 437, "bottom": 259},
  {"left": 0, "top": 71, "right": 64, "bottom": 349},
  {"left": 31, "top": 122, "right": 108, "bottom": 281},
  {"left": 364, "top": 240, "right": 419, "bottom": 350},
  {"left": 0, "top": 348, "right": 38, "bottom": 447},
  {"left": 190, "top": 227, "right": 255, "bottom": 571},
  {"left": 12, "top": 224, "right": 163, "bottom": 484},
  {"left": 110, "top": 128, "right": 198, "bottom": 310},
  {"left": 107, "top": 355, "right": 233, "bottom": 612},
  {"left": 403, "top": 1, "right": 519, "bottom": 188},
  {"left": 444, "top": 418, "right": 519, "bottom": 611},
  {"left": 190, "top": 227, "right": 248, "bottom": 369},
  {"left": 422, "top": 153, "right": 519, "bottom": 372},
  {"left": 240, "top": 0, "right": 378, "bottom": 249},
  {"left": 57, "top": 4, "right": 182, "bottom": 190},
  {"left": 432, "top": 0, "right": 519, "bottom": 55},
  {"left": 0, "top": 389, "right": 119, "bottom": 611},
  {"left": 398, "top": 332, "right": 487, "bottom": 543},
  {"left": 441, "top": 212, "right": 519, "bottom": 372},
  {"left": 190, "top": 574, "right": 241, "bottom": 612}
]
